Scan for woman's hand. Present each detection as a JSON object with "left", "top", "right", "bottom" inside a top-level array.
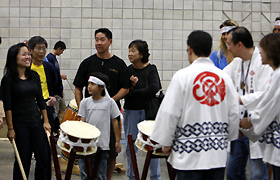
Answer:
[
  {"left": 115, "top": 141, "right": 122, "bottom": 153},
  {"left": 130, "top": 75, "right": 138, "bottom": 88},
  {"left": 162, "top": 146, "right": 172, "bottom": 156},
  {"left": 7, "top": 129, "right": 15, "bottom": 143},
  {"left": 240, "top": 117, "right": 253, "bottom": 129},
  {"left": 46, "top": 96, "right": 57, "bottom": 107},
  {"left": 43, "top": 121, "right": 52, "bottom": 134}
]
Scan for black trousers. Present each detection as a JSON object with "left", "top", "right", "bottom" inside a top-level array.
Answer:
[
  {"left": 13, "top": 122, "right": 51, "bottom": 180},
  {"left": 46, "top": 105, "right": 60, "bottom": 133}
]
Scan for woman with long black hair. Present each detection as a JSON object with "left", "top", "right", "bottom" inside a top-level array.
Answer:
[{"left": 1, "top": 43, "right": 51, "bottom": 180}]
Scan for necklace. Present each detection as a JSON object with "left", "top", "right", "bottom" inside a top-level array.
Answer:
[{"left": 240, "top": 60, "right": 251, "bottom": 95}]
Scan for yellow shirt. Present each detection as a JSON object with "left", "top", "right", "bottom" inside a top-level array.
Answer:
[{"left": 31, "top": 63, "right": 49, "bottom": 99}]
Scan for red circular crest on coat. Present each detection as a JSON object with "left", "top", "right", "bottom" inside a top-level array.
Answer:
[{"left": 193, "top": 71, "right": 226, "bottom": 106}]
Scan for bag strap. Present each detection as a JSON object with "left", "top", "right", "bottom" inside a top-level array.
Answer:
[{"left": 145, "top": 64, "right": 152, "bottom": 88}]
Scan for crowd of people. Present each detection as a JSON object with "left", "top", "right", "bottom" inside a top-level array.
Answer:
[{"left": 0, "top": 17, "right": 280, "bottom": 180}]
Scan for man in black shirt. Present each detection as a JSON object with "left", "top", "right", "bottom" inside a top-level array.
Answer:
[{"left": 73, "top": 28, "right": 129, "bottom": 179}]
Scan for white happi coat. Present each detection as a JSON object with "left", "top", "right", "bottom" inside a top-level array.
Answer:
[
  {"left": 245, "top": 67, "right": 280, "bottom": 166},
  {"left": 223, "top": 47, "right": 273, "bottom": 159},
  {"left": 150, "top": 57, "right": 239, "bottom": 170}
]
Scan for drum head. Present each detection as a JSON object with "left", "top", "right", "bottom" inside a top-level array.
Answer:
[
  {"left": 69, "top": 99, "right": 78, "bottom": 110},
  {"left": 137, "top": 120, "right": 155, "bottom": 136},
  {"left": 135, "top": 139, "right": 165, "bottom": 156},
  {"left": 60, "top": 121, "right": 101, "bottom": 139}
]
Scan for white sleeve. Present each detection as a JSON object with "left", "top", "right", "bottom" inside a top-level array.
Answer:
[
  {"left": 226, "top": 79, "right": 240, "bottom": 141},
  {"left": 250, "top": 74, "right": 280, "bottom": 135},
  {"left": 151, "top": 72, "right": 183, "bottom": 146},
  {"left": 77, "top": 99, "right": 87, "bottom": 119},
  {"left": 110, "top": 99, "right": 121, "bottom": 119},
  {"left": 241, "top": 65, "right": 272, "bottom": 108}
]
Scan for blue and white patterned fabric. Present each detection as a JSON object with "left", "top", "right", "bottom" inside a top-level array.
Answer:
[{"left": 173, "top": 122, "right": 229, "bottom": 153}]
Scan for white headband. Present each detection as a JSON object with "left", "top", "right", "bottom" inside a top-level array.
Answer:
[
  {"left": 275, "top": 20, "right": 280, "bottom": 26},
  {"left": 88, "top": 76, "right": 110, "bottom": 97},
  {"left": 88, "top": 76, "right": 105, "bottom": 86},
  {"left": 221, "top": 26, "right": 236, "bottom": 34}
]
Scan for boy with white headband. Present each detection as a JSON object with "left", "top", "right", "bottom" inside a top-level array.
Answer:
[{"left": 78, "top": 72, "right": 121, "bottom": 180}]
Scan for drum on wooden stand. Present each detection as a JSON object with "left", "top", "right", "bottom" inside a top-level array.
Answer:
[
  {"left": 59, "top": 99, "right": 80, "bottom": 166},
  {"left": 57, "top": 120, "right": 100, "bottom": 158},
  {"left": 135, "top": 120, "right": 165, "bottom": 156}
]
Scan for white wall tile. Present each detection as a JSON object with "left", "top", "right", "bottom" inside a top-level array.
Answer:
[
  {"left": 144, "top": 0, "right": 153, "bottom": 8},
  {"left": 20, "top": 7, "right": 30, "bottom": 17},
  {"left": 92, "top": 0, "right": 102, "bottom": 8},
  {"left": 82, "top": 8, "right": 91, "bottom": 18},
  {"left": 133, "top": 9, "right": 143, "bottom": 19},
  {"left": 174, "top": 0, "right": 183, "bottom": 10},
  {"left": 30, "top": 28, "right": 40, "bottom": 36},
  {"left": 133, "top": 0, "right": 143, "bottom": 8},
  {"left": 154, "top": 10, "right": 164, "bottom": 19},
  {"left": 92, "top": 9, "right": 102, "bottom": 18},
  {"left": 51, "top": 0, "right": 61, "bottom": 7},
  {"left": 9, "top": 8, "right": 19, "bottom": 17},
  {"left": 213, "top": 1, "right": 223, "bottom": 10},
  {"left": 154, "top": 0, "right": 163, "bottom": 9},
  {"left": 82, "top": 0, "right": 91, "bottom": 7},
  {"left": 113, "top": 0, "right": 122, "bottom": 8},
  {"left": 50, "top": 18, "right": 60, "bottom": 27},
  {"left": 123, "top": 0, "right": 132, "bottom": 8},
  {"left": 10, "top": 18, "right": 20, "bottom": 27},
  {"left": 133, "top": 19, "right": 143, "bottom": 29},
  {"left": 174, "top": 10, "right": 183, "bottom": 19},
  {"left": 184, "top": 0, "right": 193, "bottom": 10},
  {"left": 8, "top": 0, "right": 18, "bottom": 7},
  {"left": 20, "top": 0, "right": 30, "bottom": 7},
  {"left": 194, "top": 1, "right": 203, "bottom": 10},
  {"left": 113, "top": 9, "right": 123, "bottom": 18},
  {"left": 164, "top": 0, "right": 173, "bottom": 9},
  {"left": 204, "top": 1, "right": 213, "bottom": 10},
  {"left": 71, "top": 18, "right": 82, "bottom": 28}
]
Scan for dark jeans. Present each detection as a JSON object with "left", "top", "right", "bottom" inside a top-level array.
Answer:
[
  {"left": 272, "top": 165, "right": 280, "bottom": 180},
  {"left": 176, "top": 168, "right": 225, "bottom": 180},
  {"left": 13, "top": 122, "right": 51, "bottom": 180},
  {"left": 226, "top": 136, "right": 269, "bottom": 180}
]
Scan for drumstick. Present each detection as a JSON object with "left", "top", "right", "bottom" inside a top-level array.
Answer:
[
  {"left": 12, "top": 140, "right": 27, "bottom": 180},
  {"left": 66, "top": 78, "right": 75, "bottom": 95},
  {"left": 46, "top": 130, "right": 51, "bottom": 145}
]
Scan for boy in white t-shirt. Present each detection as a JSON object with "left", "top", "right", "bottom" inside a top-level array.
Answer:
[{"left": 78, "top": 72, "right": 121, "bottom": 180}]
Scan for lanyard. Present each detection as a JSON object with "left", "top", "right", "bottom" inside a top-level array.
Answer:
[{"left": 240, "top": 60, "right": 251, "bottom": 95}]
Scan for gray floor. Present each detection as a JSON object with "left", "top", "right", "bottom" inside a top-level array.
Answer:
[
  {"left": 0, "top": 139, "right": 172, "bottom": 180},
  {"left": 0, "top": 138, "right": 253, "bottom": 180}
]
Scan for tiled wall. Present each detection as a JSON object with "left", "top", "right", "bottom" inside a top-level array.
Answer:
[{"left": 0, "top": 0, "right": 279, "bottom": 103}]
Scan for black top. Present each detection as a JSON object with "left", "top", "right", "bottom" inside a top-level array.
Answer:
[
  {"left": 124, "top": 64, "right": 161, "bottom": 110},
  {"left": 1, "top": 71, "right": 46, "bottom": 126},
  {"left": 73, "top": 54, "right": 130, "bottom": 106},
  {"left": 42, "top": 61, "right": 63, "bottom": 98}
]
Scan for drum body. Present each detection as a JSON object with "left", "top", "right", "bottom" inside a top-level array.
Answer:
[
  {"left": 58, "top": 121, "right": 100, "bottom": 158},
  {"left": 136, "top": 120, "right": 164, "bottom": 155},
  {"left": 60, "top": 99, "right": 80, "bottom": 164},
  {"left": 61, "top": 99, "right": 79, "bottom": 123}
]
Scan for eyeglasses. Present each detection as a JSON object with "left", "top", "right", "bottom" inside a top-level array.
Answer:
[{"left": 34, "top": 46, "right": 47, "bottom": 51}]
